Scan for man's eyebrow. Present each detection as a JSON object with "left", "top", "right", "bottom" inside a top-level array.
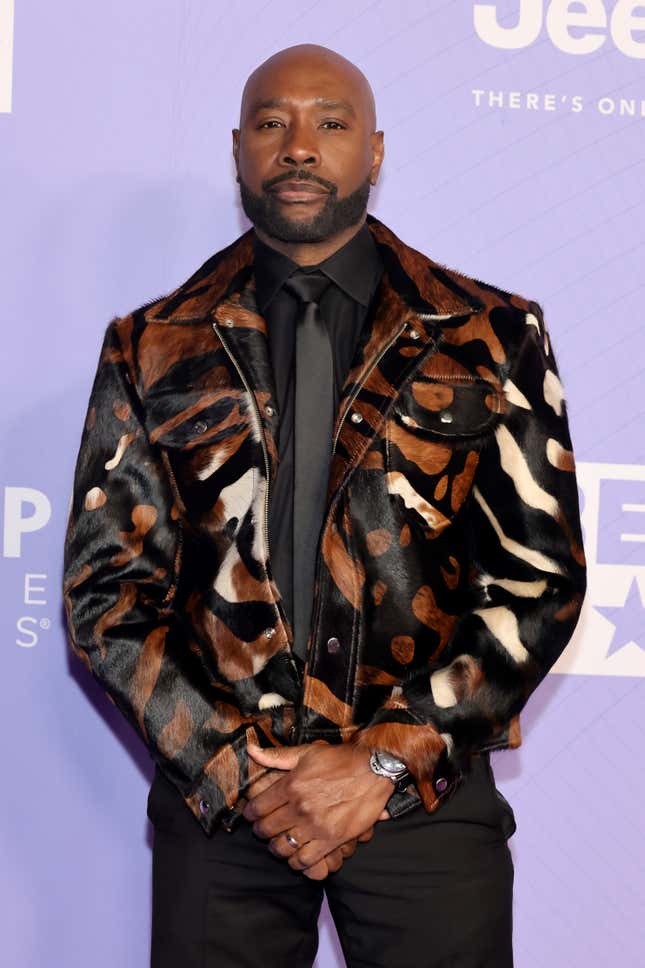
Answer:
[{"left": 248, "top": 96, "right": 356, "bottom": 116}]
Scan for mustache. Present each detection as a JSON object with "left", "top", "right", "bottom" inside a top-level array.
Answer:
[{"left": 263, "top": 170, "right": 337, "bottom": 194}]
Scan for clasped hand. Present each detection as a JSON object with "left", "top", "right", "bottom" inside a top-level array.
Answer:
[{"left": 242, "top": 741, "right": 394, "bottom": 881}]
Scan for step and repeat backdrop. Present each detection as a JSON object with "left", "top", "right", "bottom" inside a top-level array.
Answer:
[{"left": 1, "top": 2, "right": 644, "bottom": 965}]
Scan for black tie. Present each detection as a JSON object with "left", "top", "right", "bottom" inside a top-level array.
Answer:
[{"left": 283, "top": 269, "right": 334, "bottom": 663}]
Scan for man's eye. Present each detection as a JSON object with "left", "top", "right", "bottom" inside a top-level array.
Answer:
[{"left": 256, "top": 119, "right": 346, "bottom": 130}]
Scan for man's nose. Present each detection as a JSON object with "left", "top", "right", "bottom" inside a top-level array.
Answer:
[{"left": 279, "top": 123, "right": 321, "bottom": 167}]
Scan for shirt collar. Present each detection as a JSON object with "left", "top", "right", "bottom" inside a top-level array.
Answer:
[{"left": 252, "top": 220, "right": 383, "bottom": 314}]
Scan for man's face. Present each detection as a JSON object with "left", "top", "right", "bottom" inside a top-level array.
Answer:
[{"left": 233, "top": 57, "right": 383, "bottom": 244}]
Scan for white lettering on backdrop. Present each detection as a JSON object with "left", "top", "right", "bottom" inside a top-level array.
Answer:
[
  {"left": 0, "top": 0, "right": 14, "bottom": 113},
  {"left": 474, "top": 0, "right": 645, "bottom": 58}
]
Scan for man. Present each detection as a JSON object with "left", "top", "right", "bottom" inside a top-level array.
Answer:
[{"left": 63, "top": 43, "right": 586, "bottom": 967}]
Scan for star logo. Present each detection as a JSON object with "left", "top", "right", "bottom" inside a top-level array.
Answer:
[{"left": 595, "top": 579, "right": 645, "bottom": 658}]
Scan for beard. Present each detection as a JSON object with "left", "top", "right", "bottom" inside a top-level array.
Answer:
[{"left": 237, "top": 170, "right": 372, "bottom": 243}]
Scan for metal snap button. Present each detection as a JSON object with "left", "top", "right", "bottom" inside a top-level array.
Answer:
[
  {"left": 408, "top": 327, "right": 420, "bottom": 339},
  {"left": 326, "top": 636, "right": 341, "bottom": 654},
  {"left": 199, "top": 798, "right": 210, "bottom": 814},
  {"left": 435, "top": 777, "right": 448, "bottom": 793},
  {"left": 194, "top": 420, "right": 208, "bottom": 434},
  {"left": 266, "top": 404, "right": 275, "bottom": 416},
  {"left": 224, "top": 318, "right": 234, "bottom": 327},
  {"left": 439, "top": 410, "right": 454, "bottom": 424},
  {"left": 264, "top": 627, "right": 275, "bottom": 639},
  {"left": 350, "top": 411, "right": 363, "bottom": 424}
]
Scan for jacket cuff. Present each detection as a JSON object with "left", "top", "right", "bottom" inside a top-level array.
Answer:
[
  {"left": 385, "top": 783, "right": 423, "bottom": 819},
  {"left": 182, "top": 723, "right": 280, "bottom": 836},
  {"left": 349, "top": 706, "right": 463, "bottom": 813}
]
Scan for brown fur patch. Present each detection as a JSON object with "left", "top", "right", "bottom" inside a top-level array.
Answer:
[
  {"left": 391, "top": 636, "right": 415, "bottom": 664},
  {"left": 412, "top": 585, "right": 456, "bottom": 659},
  {"left": 366, "top": 528, "right": 392, "bottom": 556},
  {"left": 306, "top": 677, "right": 353, "bottom": 727}
]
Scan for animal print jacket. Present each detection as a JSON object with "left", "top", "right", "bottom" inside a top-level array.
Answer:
[{"left": 62, "top": 214, "right": 586, "bottom": 837}]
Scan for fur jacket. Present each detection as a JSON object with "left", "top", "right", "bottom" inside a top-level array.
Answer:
[{"left": 62, "top": 214, "right": 587, "bottom": 836}]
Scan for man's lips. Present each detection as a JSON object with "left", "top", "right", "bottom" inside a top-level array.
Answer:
[{"left": 269, "top": 180, "right": 329, "bottom": 202}]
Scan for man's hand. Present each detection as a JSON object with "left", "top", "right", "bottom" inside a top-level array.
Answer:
[
  {"left": 244, "top": 760, "right": 387, "bottom": 880},
  {"left": 243, "top": 741, "right": 394, "bottom": 873}
]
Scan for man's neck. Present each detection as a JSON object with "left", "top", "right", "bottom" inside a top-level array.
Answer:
[{"left": 253, "top": 216, "right": 367, "bottom": 267}]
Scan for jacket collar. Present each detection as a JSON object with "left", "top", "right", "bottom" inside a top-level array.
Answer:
[{"left": 147, "top": 214, "right": 485, "bottom": 324}]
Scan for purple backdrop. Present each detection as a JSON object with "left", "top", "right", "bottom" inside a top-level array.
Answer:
[{"left": 2, "top": 1, "right": 644, "bottom": 965}]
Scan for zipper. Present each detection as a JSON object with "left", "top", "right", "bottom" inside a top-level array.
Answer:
[
  {"left": 420, "top": 373, "right": 488, "bottom": 384},
  {"left": 212, "top": 318, "right": 302, "bottom": 687}
]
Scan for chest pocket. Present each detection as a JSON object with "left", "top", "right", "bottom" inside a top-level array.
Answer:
[
  {"left": 385, "top": 377, "right": 506, "bottom": 535},
  {"left": 143, "top": 383, "right": 260, "bottom": 531}
]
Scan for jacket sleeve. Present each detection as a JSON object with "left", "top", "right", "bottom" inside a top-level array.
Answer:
[
  {"left": 350, "top": 301, "right": 587, "bottom": 813},
  {"left": 63, "top": 318, "right": 284, "bottom": 836}
]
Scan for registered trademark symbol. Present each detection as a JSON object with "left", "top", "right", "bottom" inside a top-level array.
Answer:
[{"left": 39, "top": 618, "right": 51, "bottom": 630}]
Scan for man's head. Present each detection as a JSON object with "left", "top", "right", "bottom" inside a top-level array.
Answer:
[{"left": 232, "top": 45, "right": 384, "bottom": 250}]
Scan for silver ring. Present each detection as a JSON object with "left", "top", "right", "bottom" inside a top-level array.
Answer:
[{"left": 285, "top": 832, "right": 299, "bottom": 849}]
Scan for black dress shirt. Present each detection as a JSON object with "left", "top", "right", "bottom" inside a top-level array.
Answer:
[{"left": 252, "top": 222, "right": 384, "bottom": 670}]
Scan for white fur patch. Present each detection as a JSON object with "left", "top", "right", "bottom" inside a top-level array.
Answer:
[
  {"left": 258, "top": 692, "right": 288, "bottom": 709},
  {"left": 547, "top": 437, "right": 572, "bottom": 469},
  {"left": 440, "top": 732, "right": 455, "bottom": 756},
  {"left": 526, "top": 312, "right": 541, "bottom": 334},
  {"left": 251, "top": 474, "right": 267, "bottom": 564},
  {"left": 247, "top": 395, "right": 263, "bottom": 443},
  {"left": 473, "top": 486, "right": 562, "bottom": 575},
  {"left": 218, "top": 467, "right": 255, "bottom": 526},
  {"left": 503, "top": 379, "right": 531, "bottom": 411},
  {"left": 212, "top": 546, "right": 238, "bottom": 601},
  {"left": 84, "top": 486, "right": 106, "bottom": 510},
  {"left": 479, "top": 572, "right": 548, "bottom": 598},
  {"left": 472, "top": 605, "right": 530, "bottom": 663},
  {"left": 543, "top": 369, "right": 564, "bottom": 416},
  {"left": 104, "top": 433, "right": 132, "bottom": 470},
  {"left": 430, "top": 667, "right": 458, "bottom": 708},
  {"left": 386, "top": 472, "right": 442, "bottom": 528},
  {"left": 196, "top": 450, "right": 226, "bottom": 480},
  {"left": 495, "top": 424, "right": 558, "bottom": 517}
]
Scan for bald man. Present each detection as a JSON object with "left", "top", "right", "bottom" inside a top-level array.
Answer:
[
  {"left": 64, "top": 39, "right": 585, "bottom": 968},
  {"left": 150, "top": 44, "right": 518, "bottom": 966}
]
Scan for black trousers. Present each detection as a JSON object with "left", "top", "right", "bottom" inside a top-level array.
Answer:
[{"left": 148, "top": 753, "right": 516, "bottom": 968}]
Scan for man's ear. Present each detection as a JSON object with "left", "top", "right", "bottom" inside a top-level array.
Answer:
[
  {"left": 370, "top": 130, "right": 384, "bottom": 185},
  {"left": 232, "top": 128, "right": 240, "bottom": 182}
]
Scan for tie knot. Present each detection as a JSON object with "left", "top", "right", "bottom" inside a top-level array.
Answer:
[{"left": 284, "top": 269, "right": 332, "bottom": 305}]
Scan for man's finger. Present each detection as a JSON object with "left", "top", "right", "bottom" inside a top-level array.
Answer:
[
  {"left": 357, "top": 825, "right": 375, "bottom": 843},
  {"left": 339, "top": 839, "right": 358, "bottom": 858},
  {"left": 288, "top": 839, "right": 329, "bottom": 872},
  {"left": 242, "top": 774, "right": 292, "bottom": 822},
  {"left": 300, "top": 858, "right": 331, "bottom": 881},
  {"left": 245, "top": 769, "right": 282, "bottom": 801},
  {"left": 247, "top": 743, "right": 310, "bottom": 771},
  {"left": 253, "top": 802, "right": 298, "bottom": 841},
  {"left": 320, "top": 847, "right": 344, "bottom": 874}
]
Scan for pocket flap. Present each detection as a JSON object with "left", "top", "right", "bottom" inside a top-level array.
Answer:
[
  {"left": 143, "top": 386, "right": 250, "bottom": 450},
  {"left": 394, "top": 379, "right": 505, "bottom": 438}
]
